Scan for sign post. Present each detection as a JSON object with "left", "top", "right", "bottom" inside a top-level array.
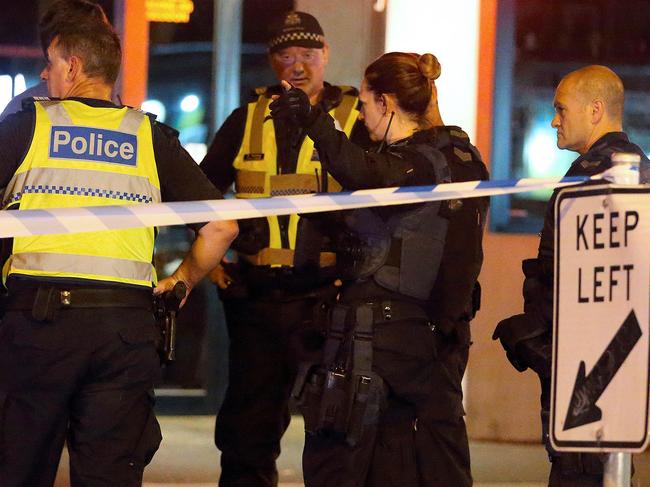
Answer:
[{"left": 551, "top": 184, "right": 650, "bottom": 485}]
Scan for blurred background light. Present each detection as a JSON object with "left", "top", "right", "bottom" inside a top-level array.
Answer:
[
  {"left": 13, "top": 74, "right": 26, "bottom": 96},
  {"left": 524, "top": 127, "right": 557, "bottom": 178},
  {"left": 0, "top": 75, "right": 13, "bottom": 114},
  {"left": 141, "top": 98, "right": 167, "bottom": 123},
  {"left": 180, "top": 94, "right": 200, "bottom": 113},
  {"left": 385, "top": 0, "right": 480, "bottom": 140}
]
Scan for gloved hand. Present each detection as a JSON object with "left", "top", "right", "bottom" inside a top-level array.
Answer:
[
  {"left": 269, "top": 82, "right": 315, "bottom": 126},
  {"left": 493, "top": 312, "right": 552, "bottom": 377}
]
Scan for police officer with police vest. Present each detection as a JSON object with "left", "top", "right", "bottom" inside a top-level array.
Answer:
[
  {"left": 0, "top": 2, "right": 237, "bottom": 485},
  {"left": 200, "top": 11, "right": 369, "bottom": 487},
  {"left": 493, "top": 65, "right": 650, "bottom": 487}
]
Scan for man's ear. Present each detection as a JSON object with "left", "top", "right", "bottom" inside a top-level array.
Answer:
[
  {"left": 591, "top": 99, "right": 605, "bottom": 125},
  {"left": 67, "top": 55, "right": 82, "bottom": 82}
]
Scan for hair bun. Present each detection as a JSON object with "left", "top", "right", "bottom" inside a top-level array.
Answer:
[{"left": 417, "top": 53, "right": 441, "bottom": 81}]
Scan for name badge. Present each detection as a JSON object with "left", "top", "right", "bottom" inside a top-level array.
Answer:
[{"left": 244, "top": 153, "right": 264, "bottom": 161}]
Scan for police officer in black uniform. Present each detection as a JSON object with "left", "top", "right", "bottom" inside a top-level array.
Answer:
[
  {"left": 271, "top": 51, "right": 485, "bottom": 487},
  {"left": 494, "top": 65, "right": 650, "bottom": 487},
  {"left": 200, "top": 11, "right": 369, "bottom": 487},
  {"left": 0, "top": 3, "right": 237, "bottom": 485}
]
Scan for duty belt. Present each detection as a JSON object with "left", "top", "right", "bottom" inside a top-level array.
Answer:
[
  {"left": 4, "top": 285, "right": 153, "bottom": 321},
  {"left": 340, "top": 299, "right": 432, "bottom": 327}
]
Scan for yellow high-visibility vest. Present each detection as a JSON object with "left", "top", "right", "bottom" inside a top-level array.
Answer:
[
  {"left": 2, "top": 99, "right": 161, "bottom": 287},
  {"left": 232, "top": 86, "right": 359, "bottom": 267}
]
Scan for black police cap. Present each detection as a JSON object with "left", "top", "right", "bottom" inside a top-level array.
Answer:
[{"left": 268, "top": 11, "right": 325, "bottom": 53}]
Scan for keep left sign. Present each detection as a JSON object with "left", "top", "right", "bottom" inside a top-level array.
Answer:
[{"left": 551, "top": 184, "right": 650, "bottom": 452}]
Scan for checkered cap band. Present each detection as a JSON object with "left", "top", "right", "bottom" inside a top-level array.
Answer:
[
  {"left": 268, "top": 11, "right": 324, "bottom": 52},
  {"left": 268, "top": 31, "right": 324, "bottom": 51}
]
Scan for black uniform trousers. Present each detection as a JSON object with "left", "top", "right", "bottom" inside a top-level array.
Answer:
[
  {"left": 0, "top": 302, "right": 162, "bottom": 487},
  {"left": 302, "top": 314, "right": 472, "bottom": 487},
  {"left": 215, "top": 288, "right": 330, "bottom": 487},
  {"left": 539, "top": 379, "right": 605, "bottom": 487}
]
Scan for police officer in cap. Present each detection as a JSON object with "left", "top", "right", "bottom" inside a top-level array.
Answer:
[
  {"left": 0, "top": 2, "right": 237, "bottom": 485},
  {"left": 494, "top": 65, "right": 650, "bottom": 486},
  {"left": 200, "top": 10, "right": 370, "bottom": 487}
]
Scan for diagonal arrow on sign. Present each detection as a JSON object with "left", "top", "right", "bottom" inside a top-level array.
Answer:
[{"left": 563, "top": 310, "right": 642, "bottom": 431}]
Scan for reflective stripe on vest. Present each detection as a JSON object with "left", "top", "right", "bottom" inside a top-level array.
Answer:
[
  {"left": 232, "top": 88, "right": 359, "bottom": 266},
  {"left": 7, "top": 252, "right": 154, "bottom": 284},
  {"left": 3, "top": 99, "right": 161, "bottom": 287}
]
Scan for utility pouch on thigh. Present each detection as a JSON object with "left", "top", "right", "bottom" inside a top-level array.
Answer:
[
  {"left": 318, "top": 303, "right": 356, "bottom": 434},
  {"left": 344, "top": 304, "right": 386, "bottom": 446},
  {"left": 295, "top": 302, "right": 387, "bottom": 444},
  {"left": 317, "top": 365, "right": 350, "bottom": 433},
  {"left": 293, "top": 303, "right": 348, "bottom": 435},
  {"left": 32, "top": 287, "right": 60, "bottom": 322}
]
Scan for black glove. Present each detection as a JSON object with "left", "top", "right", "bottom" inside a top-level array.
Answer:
[
  {"left": 269, "top": 86, "right": 315, "bottom": 126},
  {"left": 493, "top": 312, "right": 552, "bottom": 377}
]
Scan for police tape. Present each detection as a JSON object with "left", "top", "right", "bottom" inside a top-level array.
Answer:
[{"left": 0, "top": 176, "right": 591, "bottom": 238}]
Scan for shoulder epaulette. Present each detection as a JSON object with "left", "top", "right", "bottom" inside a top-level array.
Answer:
[
  {"left": 23, "top": 96, "right": 53, "bottom": 109},
  {"left": 155, "top": 120, "right": 180, "bottom": 138}
]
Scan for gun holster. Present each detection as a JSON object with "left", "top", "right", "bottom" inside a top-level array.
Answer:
[
  {"left": 292, "top": 302, "right": 387, "bottom": 446},
  {"left": 153, "top": 282, "right": 186, "bottom": 363}
]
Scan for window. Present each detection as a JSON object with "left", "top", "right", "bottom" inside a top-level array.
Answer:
[{"left": 491, "top": 0, "right": 650, "bottom": 233}]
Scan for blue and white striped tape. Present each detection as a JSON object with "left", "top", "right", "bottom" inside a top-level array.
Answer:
[{"left": 0, "top": 176, "right": 590, "bottom": 238}]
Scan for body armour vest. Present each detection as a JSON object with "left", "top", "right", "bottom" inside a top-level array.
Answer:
[
  {"left": 232, "top": 86, "right": 359, "bottom": 267},
  {"left": 1, "top": 99, "right": 161, "bottom": 288},
  {"left": 339, "top": 143, "right": 451, "bottom": 300}
]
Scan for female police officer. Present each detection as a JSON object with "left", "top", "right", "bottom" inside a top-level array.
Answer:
[{"left": 270, "top": 52, "right": 473, "bottom": 487}]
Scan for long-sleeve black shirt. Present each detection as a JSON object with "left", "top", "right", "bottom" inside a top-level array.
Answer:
[{"left": 305, "top": 108, "right": 444, "bottom": 190}]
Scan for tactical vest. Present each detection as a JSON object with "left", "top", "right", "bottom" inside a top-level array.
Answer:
[
  {"left": 232, "top": 86, "right": 359, "bottom": 267},
  {"left": 1, "top": 99, "right": 161, "bottom": 288},
  {"left": 427, "top": 126, "right": 489, "bottom": 335},
  {"left": 340, "top": 143, "right": 451, "bottom": 300}
]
